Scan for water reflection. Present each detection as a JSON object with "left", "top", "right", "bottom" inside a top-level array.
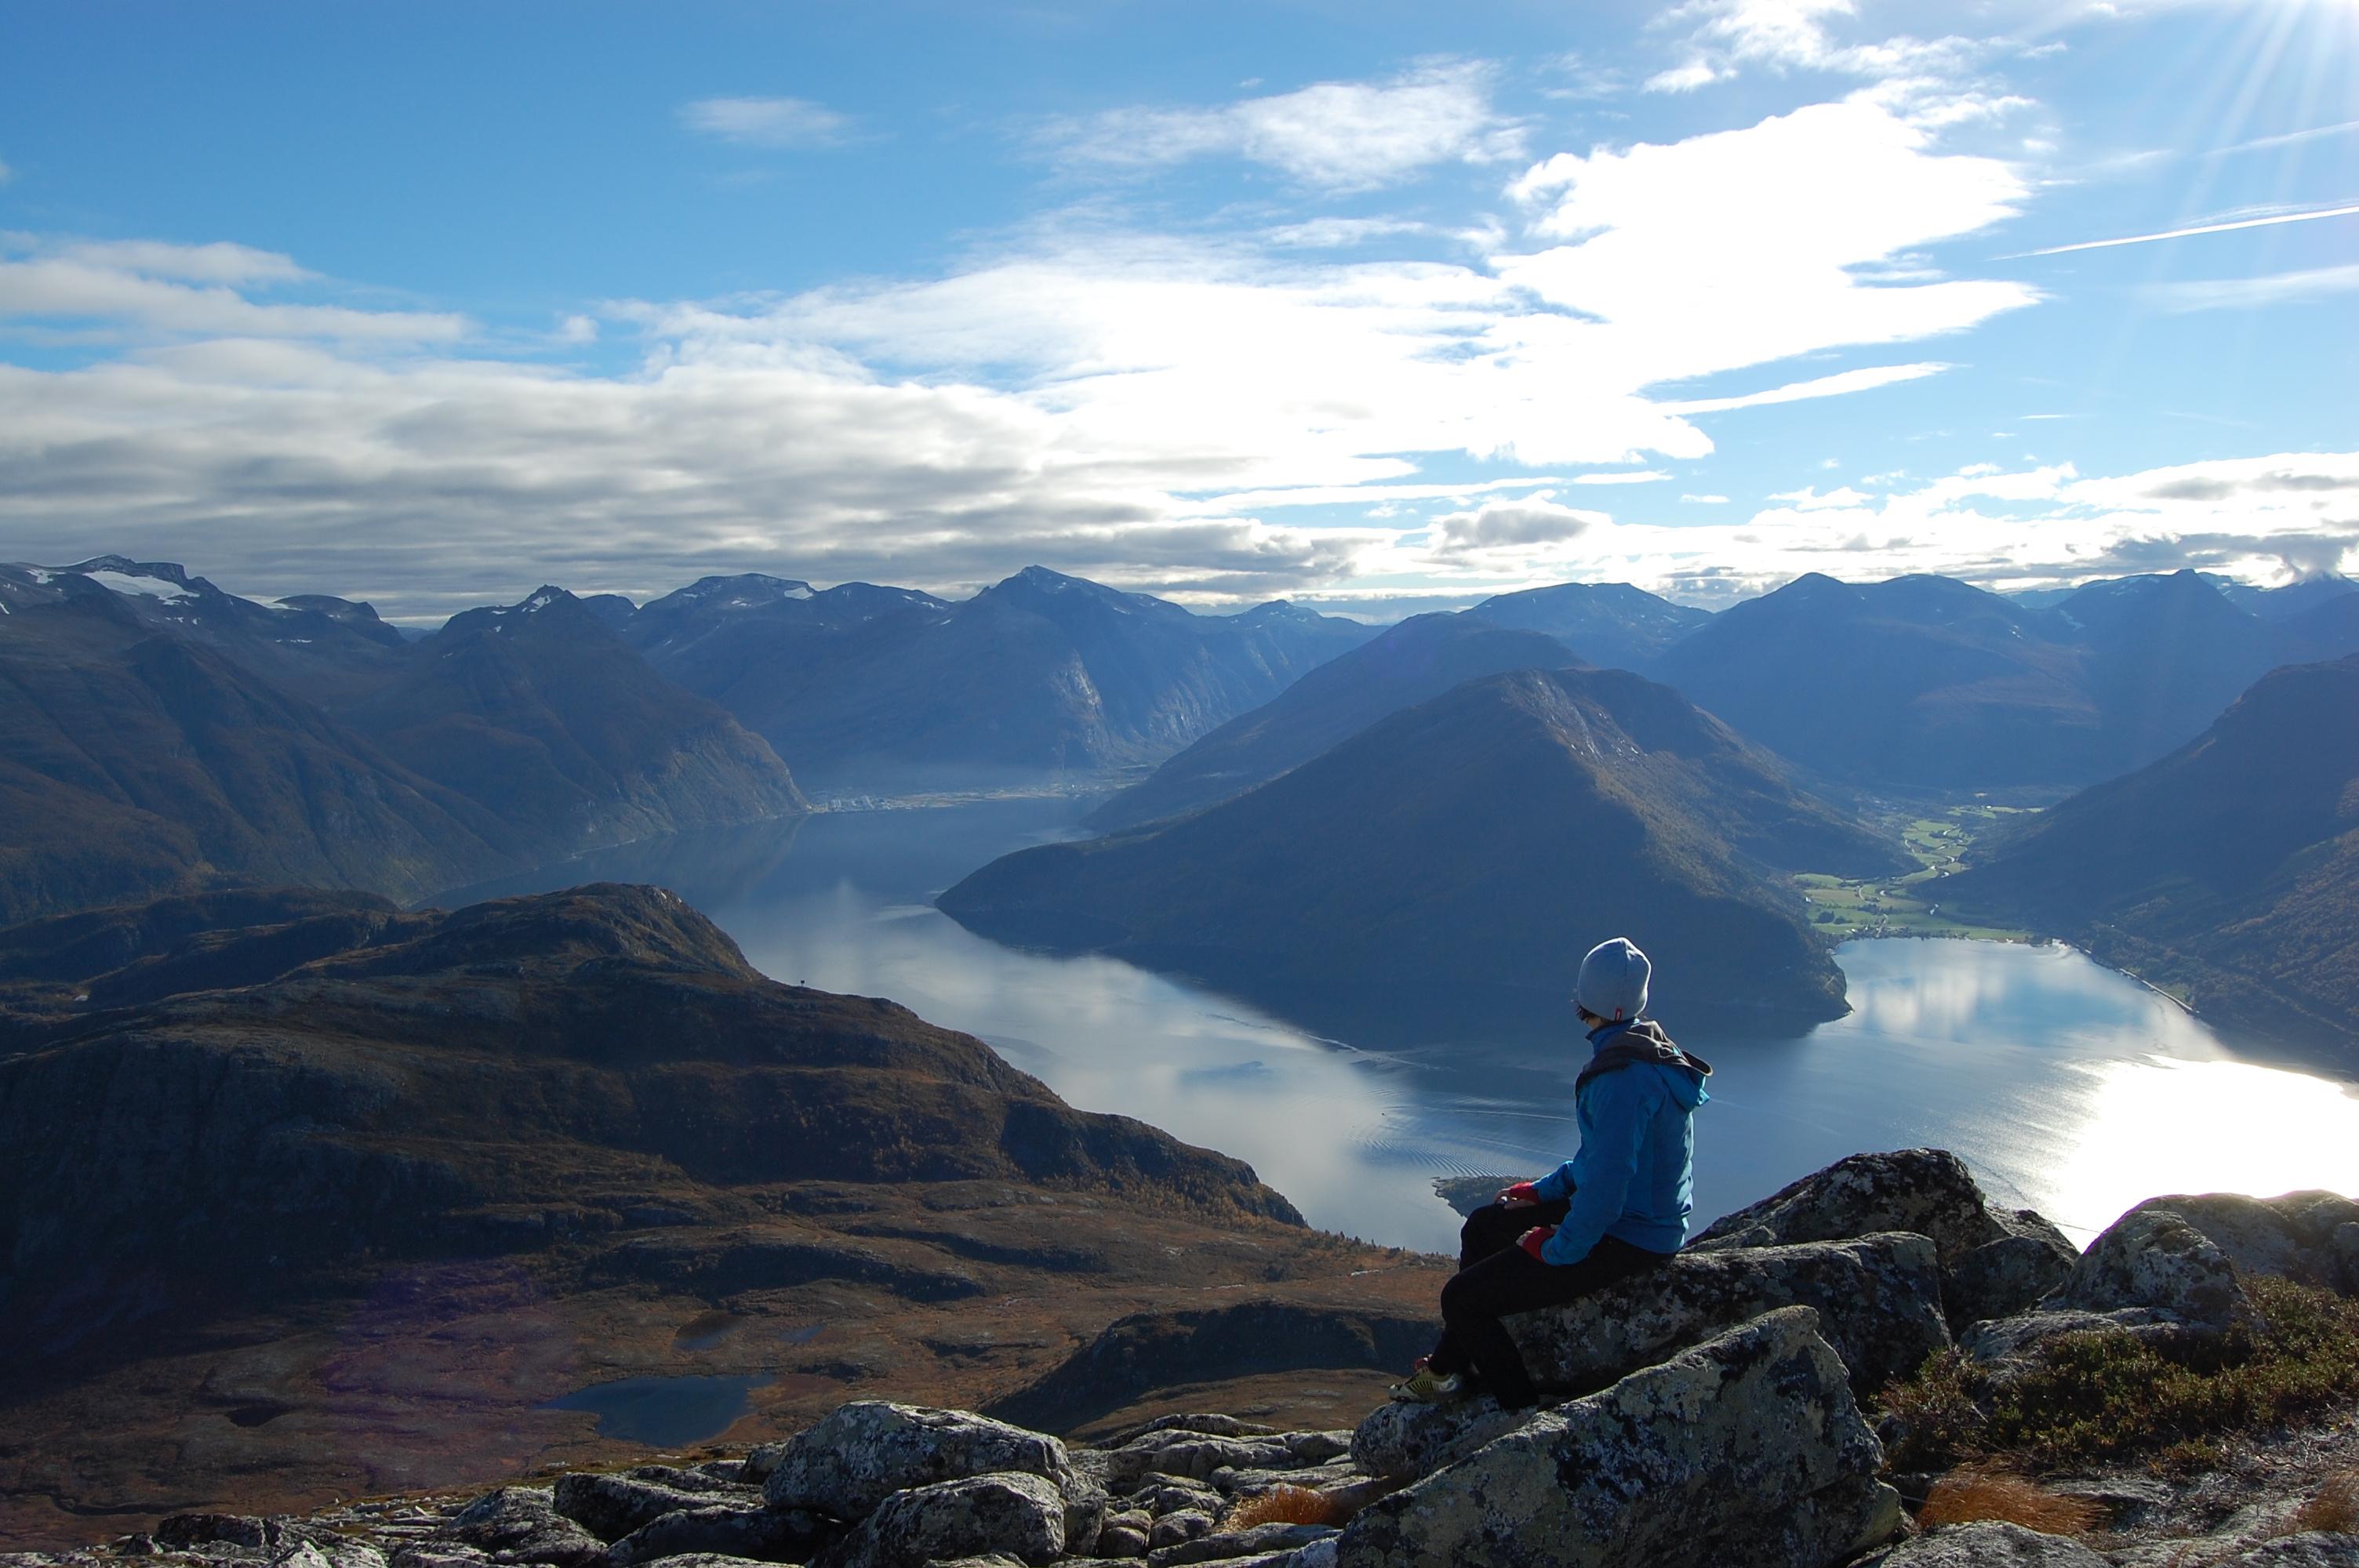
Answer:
[{"left": 436, "top": 802, "right": 2359, "bottom": 1254}]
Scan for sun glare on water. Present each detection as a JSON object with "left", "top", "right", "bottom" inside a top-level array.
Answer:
[{"left": 2048, "top": 1054, "right": 2359, "bottom": 1237}]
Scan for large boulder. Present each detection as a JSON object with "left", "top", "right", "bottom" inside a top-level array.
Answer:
[
  {"left": 1335, "top": 1307, "right": 1902, "bottom": 1568},
  {"left": 2044, "top": 1207, "right": 2253, "bottom": 1329},
  {"left": 1689, "top": 1150, "right": 2008, "bottom": 1261},
  {"left": 433, "top": 1488, "right": 605, "bottom": 1567},
  {"left": 2102, "top": 1192, "right": 2359, "bottom": 1294},
  {"left": 551, "top": 1475, "right": 718, "bottom": 1544},
  {"left": 762, "top": 1403, "right": 1072, "bottom": 1519},
  {"left": 605, "top": 1505, "right": 835, "bottom": 1566},
  {"left": 816, "top": 1472, "right": 1067, "bottom": 1568},
  {"left": 1350, "top": 1400, "right": 1543, "bottom": 1484},
  {"left": 1856, "top": 1521, "right": 2112, "bottom": 1566},
  {"left": 1503, "top": 1232, "right": 1950, "bottom": 1399}
]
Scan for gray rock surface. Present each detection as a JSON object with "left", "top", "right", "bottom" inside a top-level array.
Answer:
[
  {"left": 1856, "top": 1521, "right": 2113, "bottom": 1566},
  {"left": 1503, "top": 1231, "right": 1950, "bottom": 1398},
  {"left": 631, "top": 1556, "right": 780, "bottom": 1568},
  {"left": 1336, "top": 1307, "right": 1902, "bottom": 1568},
  {"left": 762, "top": 1403, "right": 1072, "bottom": 1520},
  {"left": 2113, "top": 1192, "right": 2359, "bottom": 1290},
  {"left": 1690, "top": 1149, "right": 2008, "bottom": 1262},
  {"left": 1946, "top": 1231, "right": 2079, "bottom": 1331},
  {"left": 1347, "top": 1397, "right": 1543, "bottom": 1483},
  {"left": 604, "top": 1505, "right": 833, "bottom": 1566},
  {"left": 2218, "top": 1537, "right": 2359, "bottom": 1566},
  {"left": 2046, "top": 1207, "right": 2254, "bottom": 1328},
  {"left": 1959, "top": 1306, "right": 2188, "bottom": 1369},
  {"left": 1146, "top": 1513, "right": 1215, "bottom": 1552},
  {"left": 816, "top": 1472, "right": 1065, "bottom": 1568},
  {"left": 551, "top": 1475, "right": 716, "bottom": 1544},
  {"left": 1102, "top": 1434, "right": 1301, "bottom": 1488},
  {"left": 1146, "top": 1523, "right": 1336, "bottom": 1567},
  {"left": 434, "top": 1489, "right": 605, "bottom": 1568}
]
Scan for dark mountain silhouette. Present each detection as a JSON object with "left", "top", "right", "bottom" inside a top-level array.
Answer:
[
  {"left": 1651, "top": 569, "right": 2358, "bottom": 789},
  {"left": 343, "top": 586, "right": 807, "bottom": 853},
  {"left": 1089, "top": 614, "right": 1582, "bottom": 831},
  {"left": 1462, "top": 580, "right": 1713, "bottom": 668},
  {"left": 945, "top": 667, "right": 1909, "bottom": 1032},
  {"left": 1652, "top": 573, "right": 2094, "bottom": 788},
  {"left": 636, "top": 567, "right": 1376, "bottom": 792},
  {"left": 0, "top": 587, "right": 522, "bottom": 924},
  {"left": 1946, "top": 654, "right": 2359, "bottom": 1046}
]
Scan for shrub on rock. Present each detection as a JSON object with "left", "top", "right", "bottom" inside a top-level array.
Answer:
[{"left": 1336, "top": 1307, "right": 1901, "bottom": 1568}]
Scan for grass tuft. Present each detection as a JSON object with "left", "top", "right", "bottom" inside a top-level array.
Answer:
[
  {"left": 1877, "top": 1276, "right": 2359, "bottom": 1474},
  {"left": 1918, "top": 1471, "right": 2102, "bottom": 1534},
  {"left": 2291, "top": 1469, "right": 2359, "bottom": 1536},
  {"left": 1226, "top": 1485, "right": 1350, "bottom": 1530}
]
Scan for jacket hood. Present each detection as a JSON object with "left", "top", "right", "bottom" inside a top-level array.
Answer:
[{"left": 1578, "top": 1017, "right": 1712, "bottom": 1109}]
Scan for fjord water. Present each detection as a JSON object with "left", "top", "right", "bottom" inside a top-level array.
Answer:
[{"left": 443, "top": 799, "right": 2359, "bottom": 1254}]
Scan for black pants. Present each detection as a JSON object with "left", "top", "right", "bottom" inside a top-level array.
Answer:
[{"left": 1427, "top": 1198, "right": 1670, "bottom": 1410}]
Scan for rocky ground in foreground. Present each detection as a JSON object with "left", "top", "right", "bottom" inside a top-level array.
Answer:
[{"left": 5, "top": 1151, "right": 2357, "bottom": 1567}]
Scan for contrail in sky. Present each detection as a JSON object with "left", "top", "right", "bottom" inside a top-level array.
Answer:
[{"left": 2017, "top": 201, "right": 2359, "bottom": 257}]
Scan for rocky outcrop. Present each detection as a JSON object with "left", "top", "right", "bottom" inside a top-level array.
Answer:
[
  {"left": 1503, "top": 1231, "right": 1951, "bottom": 1399},
  {"left": 1691, "top": 1149, "right": 2079, "bottom": 1330},
  {"left": 762, "top": 1404, "right": 1074, "bottom": 1519},
  {"left": 433, "top": 1489, "right": 605, "bottom": 1566},
  {"left": 551, "top": 1474, "right": 729, "bottom": 1543},
  {"left": 2043, "top": 1207, "right": 2255, "bottom": 1329},
  {"left": 605, "top": 1504, "right": 832, "bottom": 1566},
  {"left": 816, "top": 1472, "right": 1067, "bottom": 1568},
  {"left": 1335, "top": 1308, "right": 1902, "bottom": 1568}
]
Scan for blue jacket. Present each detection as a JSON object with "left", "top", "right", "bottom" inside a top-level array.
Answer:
[{"left": 1528, "top": 1018, "right": 1711, "bottom": 1265}]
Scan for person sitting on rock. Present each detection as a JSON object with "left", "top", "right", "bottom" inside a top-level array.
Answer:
[{"left": 1391, "top": 935, "right": 1712, "bottom": 1410}]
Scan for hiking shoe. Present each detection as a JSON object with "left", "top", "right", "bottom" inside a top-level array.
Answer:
[{"left": 1388, "top": 1366, "right": 1469, "bottom": 1404}]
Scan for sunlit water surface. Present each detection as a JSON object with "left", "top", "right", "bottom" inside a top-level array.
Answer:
[{"left": 444, "top": 800, "right": 2359, "bottom": 1254}]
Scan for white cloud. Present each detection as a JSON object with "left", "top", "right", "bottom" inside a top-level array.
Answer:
[
  {"left": 1429, "top": 495, "right": 1608, "bottom": 557},
  {"left": 2142, "top": 263, "right": 2359, "bottom": 314},
  {"left": 1569, "top": 470, "right": 1672, "bottom": 485},
  {"left": 1652, "top": 0, "right": 1986, "bottom": 84},
  {"left": 1644, "top": 61, "right": 1729, "bottom": 93},
  {"left": 0, "top": 237, "right": 466, "bottom": 342},
  {"left": 1681, "top": 493, "right": 1732, "bottom": 503},
  {"left": 1768, "top": 484, "right": 1875, "bottom": 510},
  {"left": 1044, "top": 61, "right": 1525, "bottom": 191},
  {"left": 1503, "top": 97, "right": 2035, "bottom": 391},
  {"left": 2209, "top": 118, "right": 2359, "bottom": 157},
  {"left": 1661, "top": 362, "right": 1952, "bottom": 414},
  {"left": 680, "top": 96, "right": 853, "bottom": 148}
]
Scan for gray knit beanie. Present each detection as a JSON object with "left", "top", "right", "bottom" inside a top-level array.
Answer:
[{"left": 1575, "top": 936, "right": 1651, "bottom": 1022}]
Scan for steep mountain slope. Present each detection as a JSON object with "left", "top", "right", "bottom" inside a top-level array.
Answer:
[
  {"left": 4, "top": 557, "right": 409, "bottom": 705},
  {"left": 343, "top": 587, "right": 808, "bottom": 852},
  {"left": 945, "top": 667, "right": 1910, "bottom": 1029},
  {"left": 0, "top": 590, "right": 521, "bottom": 924},
  {"left": 1650, "top": 569, "right": 2354, "bottom": 789},
  {"left": 645, "top": 567, "right": 1376, "bottom": 792},
  {"left": 0, "top": 884, "right": 1404, "bottom": 1534},
  {"left": 1089, "top": 613, "right": 1582, "bottom": 830},
  {"left": 1462, "top": 580, "right": 1713, "bottom": 669},
  {"left": 1945, "top": 654, "right": 2359, "bottom": 1045}
]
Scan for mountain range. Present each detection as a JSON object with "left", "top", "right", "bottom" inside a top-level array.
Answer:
[
  {"left": 1651, "top": 569, "right": 2359, "bottom": 789},
  {"left": 944, "top": 666, "right": 1910, "bottom": 1033},
  {"left": 614, "top": 566, "right": 1376, "bottom": 793},
  {"left": 0, "top": 561, "right": 803, "bottom": 924},
  {"left": 1945, "top": 652, "right": 2359, "bottom": 1046}
]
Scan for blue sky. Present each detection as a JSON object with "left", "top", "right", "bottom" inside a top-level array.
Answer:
[{"left": 2, "top": 0, "right": 2355, "bottom": 619}]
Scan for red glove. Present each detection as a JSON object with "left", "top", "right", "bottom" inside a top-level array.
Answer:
[
  {"left": 1518, "top": 1225, "right": 1556, "bottom": 1261},
  {"left": 1503, "top": 1181, "right": 1539, "bottom": 1204}
]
